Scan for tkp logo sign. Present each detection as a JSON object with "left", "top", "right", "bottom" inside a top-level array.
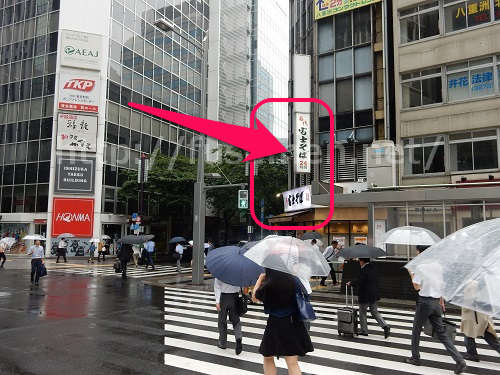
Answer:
[
  {"left": 52, "top": 198, "right": 94, "bottom": 237},
  {"left": 63, "top": 79, "right": 95, "bottom": 92}
]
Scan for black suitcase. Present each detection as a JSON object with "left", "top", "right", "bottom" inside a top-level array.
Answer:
[{"left": 337, "top": 285, "right": 358, "bottom": 336}]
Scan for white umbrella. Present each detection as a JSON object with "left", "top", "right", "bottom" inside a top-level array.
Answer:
[
  {"left": 380, "top": 226, "right": 440, "bottom": 246},
  {"left": 303, "top": 238, "right": 324, "bottom": 247},
  {"left": 243, "top": 235, "right": 330, "bottom": 279},
  {"left": 0, "top": 237, "right": 16, "bottom": 247},
  {"left": 101, "top": 235, "right": 111, "bottom": 240},
  {"left": 57, "top": 233, "right": 75, "bottom": 239},
  {"left": 89, "top": 238, "right": 103, "bottom": 243},
  {"left": 405, "top": 218, "right": 500, "bottom": 318},
  {"left": 22, "top": 234, "right": 46, "bottom": 240}
]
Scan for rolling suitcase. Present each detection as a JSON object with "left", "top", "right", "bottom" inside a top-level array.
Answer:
[{"left": 337, "top": 285, "right": 358, "bottom": 336}]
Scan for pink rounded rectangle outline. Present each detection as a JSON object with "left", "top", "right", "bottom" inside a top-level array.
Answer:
[{"left": 250, "top": 98, "right": 334, "bottom": 230}]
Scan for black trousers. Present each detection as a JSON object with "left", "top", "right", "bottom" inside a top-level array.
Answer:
[
  {"left": 321, "top": 263, "right": 337, "bottom": 284},
  {"left": 0, "top": 252, "right": 6, "bottom": 266},
  {"left": 120, "top": 259, "right": 128, "bottom": 279},
  {"left": 98, "top": 251, "right": 106, "bottom": 261},
  {"left": 218, "top": 292, "right": 242, "bottom": 347},
  {"left": 31, "top": 259, "right": 42, "bottom": 283},
  {"left": 56, "top": 249, "right": 67, "bottom": 263},
  {"left": 465, "top": 330, "right": 500, "bottom": 356}
]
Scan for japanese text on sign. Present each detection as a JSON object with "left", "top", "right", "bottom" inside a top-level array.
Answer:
[
  {"left": 57, "top": 113, "right": 98, "bottom": 153},
  {"left": 315, "top": 0, "right": 382, "bottom": 20},
  {"left": 283, "top": 185, "right": 312, "bottom": 213},
  {"left": 294, "top": 113, "right": 311, "bottom": 174}
]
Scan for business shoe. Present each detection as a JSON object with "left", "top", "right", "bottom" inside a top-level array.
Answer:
[
  {"left": 359, "top": 332, "right": 368, "bottom": 336},
  {"left": 404, "top": 357, "right": 421, "bottom": 366},
  {"left": 462, "top": 353, "right": 479, "bottom": 362},
  {"left": 217, "top": 343, "right": 227, "bottom": 349},
  {"left": 383, "top": 326, "right": 391, "bottom": 339},
  {"left": 319, "top": 282, "right": 327, "bottom": 286},
  {"left": 235, "top": 338, "right": 242, "bottom": 355},
  {"left": 454, "top": 360, "right": 467, "bottom": 374}
]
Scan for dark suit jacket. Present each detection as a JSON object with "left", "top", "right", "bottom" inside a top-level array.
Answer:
[
  {"left": 350, "top": 263, "right": 380, "bottom": 304},
  {"left": 117, "top": 244, "right": 133, "bottom": 262}
]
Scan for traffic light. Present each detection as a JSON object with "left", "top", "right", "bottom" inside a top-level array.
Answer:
[{"left": 238, "top": 190, "right": 248, "bottom": 209}]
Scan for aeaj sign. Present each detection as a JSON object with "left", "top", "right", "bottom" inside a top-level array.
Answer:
[
  {"left": 58, "top": 73, "right": 100, "bottom": 113},
  {"left": 54, "top": 156, "right": 96, "bottom": 194},
  {"left": 294, "top": 113, "right": 311, "bottom": 173},
  {"left": 283, "top": 185, "right": 312, "bottom": 213},
  {"left": 57, "top": 113, "right": 98, "bottom": 152},
  {"left": 61, "top": 30, "right": 101, "bottom": 70},
  {"left": 52, "top": 198, "right": 94, "bottom": 238}
]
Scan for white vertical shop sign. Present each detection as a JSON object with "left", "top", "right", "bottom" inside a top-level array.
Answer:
[
  {"left": 294, "top": 113, "right": 311, "bottom": 173},
  {"left": 56, "top": 113, "right": 98, "bottom": 152},
  {"left": 60, "top": 30, "right": 102, "bottom": 70}
]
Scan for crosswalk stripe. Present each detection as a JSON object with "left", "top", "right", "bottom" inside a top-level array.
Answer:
[
  {"left": 164, "top": 287, "right": 500, "bottom": 375},
  {"left": 49, "top": 265, "right": 195, "bottom": 279}
]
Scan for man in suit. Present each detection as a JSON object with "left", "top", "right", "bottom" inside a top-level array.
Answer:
[{"left": 347, "top": 258, "right": 390, "bottom": 338}]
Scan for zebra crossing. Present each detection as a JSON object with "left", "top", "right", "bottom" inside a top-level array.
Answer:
[
  {"left": 49, "top": 264, "right": 193, "bottom": 279},
  {"left": 164, "top": 286, "right": 500, "bottom": 375}
]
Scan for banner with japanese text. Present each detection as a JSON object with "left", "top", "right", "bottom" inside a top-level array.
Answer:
[
  {"left": 283, "top": 185, "right": 312, "bottom": 213},
  {"left": 315, "top": 0, "right": 381, "bottom": 20},
  {"left": 294, "top": 113, "right": 311, "bottom": 174},
  {"left": 57, "top": 113, "right": 98, "bottom": 152}
]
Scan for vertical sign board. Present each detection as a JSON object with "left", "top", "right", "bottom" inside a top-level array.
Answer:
[
  {"left": 283, "top": 185, "right": 312, "bottom": 213},
  {"left": 52, "top": 198, "right": 94, "bottom": 237},
  {"left": 54, "top": 156, "right": 96, "bottom": 194},
  {"left": 60, "top": 30, "right": 102, "bottom": 71},
  {"left": 294, "top": 113, "right": 311, "bottom": 173},
  {"left": 57, "top": 113, "right": 98, "bottom": 152},
  {"left": 58, "top": 73, "right": 100, "bottom": 113}
]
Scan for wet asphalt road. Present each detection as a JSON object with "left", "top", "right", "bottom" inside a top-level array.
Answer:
[{"left": 0, "top": 264, "right": 170, "bottom": 375}]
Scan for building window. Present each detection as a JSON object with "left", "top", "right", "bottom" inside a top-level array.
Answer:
[
  {"left": 444, "top": 0, "right": 492, "bottom": 33},
  {"left": 449, "top": 130, "right": 498, "bottom": 171},
  {"left": 447, "top": 57, "right": 495, "bottom": 102},
  {"left": 404, "top": 136, "right": 445, "bottom": 175},
  {"left": 400, "top": 1, "right": 439, "bottom": 43},
  {"left": 401, "top": 68, "right": 442, "bottom": 108}
]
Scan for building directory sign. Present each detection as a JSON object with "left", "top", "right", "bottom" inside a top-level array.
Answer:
[
  {"left": 294, "top": 113, "right": 311, "bottom": 173},
  {"left": 57, "top": 113, "right": 98, "bottom": 152},
  {"left": 55, "top": 156, "right": 96, "bottom": 194},
  {"left": 315, "top": 0, "right": 382, "bottom": 20},
  {"left": 58, "top": 73, "right": 100, "bottom": 113},
  {"left": 283, "top": 185, "right": 312, "bottom": 213},
  {"left": 52, "top": 198, "right": 94, "bottom": 237},
  {"left": 60, "top": 30, "right": 101, "bottom": 70}
]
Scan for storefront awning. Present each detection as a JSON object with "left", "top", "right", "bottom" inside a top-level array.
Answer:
[{"left": 268, "top": 210, "right": 310, "bottom": 224}]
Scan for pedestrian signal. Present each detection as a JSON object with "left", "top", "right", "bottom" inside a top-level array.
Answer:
[{"left": 238, "top": 190, "right": 248, "bottom": 209}]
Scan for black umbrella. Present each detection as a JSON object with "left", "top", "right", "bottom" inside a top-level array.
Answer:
[
  {"left": 117, "top": 234, "right": 154, "bottom": 244},
  {"left": 336, "top": 244, "right": 386, "bottom": 259},
  {"left": 169, "top": 236, "right": 187, "bottom": 244},
  {"left": 301, "top": 232, "right": 322, "bottom": 240}
]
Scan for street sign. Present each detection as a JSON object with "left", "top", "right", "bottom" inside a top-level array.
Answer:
[{"left": 238, "top": 190, "right": 248, "bottom": 209}]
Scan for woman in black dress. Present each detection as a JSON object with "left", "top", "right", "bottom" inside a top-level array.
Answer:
[{"left": 252, "top": 268, "right": 313, "bottom": 375}]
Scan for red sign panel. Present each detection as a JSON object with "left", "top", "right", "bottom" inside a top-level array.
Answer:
[{"left": 52, "top": 198, "right": 94, "bottom": 237}]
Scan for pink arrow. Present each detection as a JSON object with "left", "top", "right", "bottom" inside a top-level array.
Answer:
[{"left": 128, "top": 102, "right": 287, "bottom": 161}]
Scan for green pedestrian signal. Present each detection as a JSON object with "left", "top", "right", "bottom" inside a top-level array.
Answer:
[{"left": 238, "top": 190, "right": 248, "bottom": 209}]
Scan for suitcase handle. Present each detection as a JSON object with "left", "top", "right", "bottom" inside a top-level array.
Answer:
[{"left": 345, "top": 284, "right": 354, "bottom": 309}]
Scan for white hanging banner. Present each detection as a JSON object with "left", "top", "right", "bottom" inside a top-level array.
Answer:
[{"left": 294, "top": 113, "right": 311, "bottom": 173}]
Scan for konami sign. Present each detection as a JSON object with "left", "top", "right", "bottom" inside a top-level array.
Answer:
[
  {"left": 58, "top": 73, "right": 100, "bottom": 113},
  {"left": 52, "top": 198, "right": 94, "bottom": 237}
]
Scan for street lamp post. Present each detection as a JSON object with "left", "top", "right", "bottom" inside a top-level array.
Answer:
[{"left": 154, "top": 19, "right": 208, "bottom": 284}]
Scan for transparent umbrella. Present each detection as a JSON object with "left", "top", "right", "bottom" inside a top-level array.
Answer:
[
  {"left": 243, "top": 236, "right": 330, "bottom": 279},
  {"left": 22, "top": 234, "right": 46, "bottom": 241},
  {"left": 0, "top": 237, "right": 16, "bottom": 247},
  {"left": 381, "top": 226, "right": 441, "bottom": 246},
  {"left": 57, "top": 233, "right": 75, "bottom": 239},
  {"left": 405, "top": 218, "right": 500, "bottom": 318}
]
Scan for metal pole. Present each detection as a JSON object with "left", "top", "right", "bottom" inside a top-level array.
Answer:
[
  {"left": 192, "top": 36, "right": 209, "bottom": 285},
  {"left": 139, "top": 153, "right": 145, "bottom": 217}
]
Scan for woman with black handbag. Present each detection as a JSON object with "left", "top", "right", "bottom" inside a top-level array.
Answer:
[{"left": 252, "top": 269, "right": 313, "bottom": 375}]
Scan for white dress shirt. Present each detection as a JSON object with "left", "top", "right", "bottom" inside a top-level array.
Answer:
[
  {"left": 175, "top": 244, "right": 184, "bottom": 255},
  {"left": 413, "top": 265, "right": 443, "bottom": 298},
  {"left": 28, "top": 245, "right": 44, "bottom": 259},
  {"left": 214, "top": 278, "right": 240, "bottom": 303}
]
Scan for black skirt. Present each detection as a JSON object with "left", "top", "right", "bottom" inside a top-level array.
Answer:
[{"left": 259, "top": 314, "right": 313, "bottom": 357}]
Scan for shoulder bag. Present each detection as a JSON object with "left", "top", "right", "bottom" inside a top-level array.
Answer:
[{"left": 296, "top": 281, "right": 316, "bottom": 322}]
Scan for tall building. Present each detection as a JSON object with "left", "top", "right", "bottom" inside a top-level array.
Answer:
[{"left": 0, "top": 0, "right": 209, "bottom": 254}]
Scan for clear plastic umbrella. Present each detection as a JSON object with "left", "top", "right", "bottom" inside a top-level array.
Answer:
[
  {"left": 243, "top": 235, "right": 330, "bottom": 279},
  {"left": 89, "top": 238, "right": 103, "bottom": 243},
  {"left": 405, "top": 218, "right": 500, "bottom": 318},
  {"left": 381, "top": 226, "right": 441, "bottom": 245},
  {"left": 57, "top": 233, "right": 75, "bottom": 239},
  {"left": 22, "top": 234, "right": 46, "bottom": 240},
  {"left": 0, "top": 237, "right": 16, "bottom": 247}
]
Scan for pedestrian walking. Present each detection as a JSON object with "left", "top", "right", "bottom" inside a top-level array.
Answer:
[
  {"left": 405, "top": 247, "right": 467, "bottom": 373},
  {"left": 87, "top": 243, "right": 95, "bottom": 264},
  {"left": 27, "top": 240, "right": 45, "bottom": 286},
  {"left": 116, "top": 243, "right": 133, "bottom": 280},
  {"left": 346, "top": 258, "right": 390, "bottom": 338},
  {"left": 0, "top": 241, "right": 7, "bottom": 268},
  {"left": 214, "top": 278, "right": 243, "bottom": 354},
  {"left": 97, "top": 240, "right": 106, "bottom": 262},
  {"left": 460, "top": 308, "right": 500, "bottom": 362},
  {"left": 56, "top": 238, "right": 67, "bottom": 263},
  {"left": 206, "top": 239, "right": 215, "bottom": 256},
  {"left": 132, "top": 244, "right": 141, "bottom": 267},
  {"left": 320, "top": 240, "right": 339, "bottom": 286},
  {"left": 174, "top": 242, "right": 183, "bottom": 272},
  {"left": 144, "top": 239, "right": 155, "bottom": 270},
  {"left": 252, "top": 269, "right": 313, "bottom": 375}
]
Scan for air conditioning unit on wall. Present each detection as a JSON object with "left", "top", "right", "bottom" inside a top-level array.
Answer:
[{"left": 366, "top": 140, "right": 399, "bottom": 188}]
